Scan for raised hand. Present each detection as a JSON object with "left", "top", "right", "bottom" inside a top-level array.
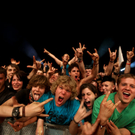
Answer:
[
  {"left": 98, "top": 91, "right": 121, "bottom": 126},
  {"left": 87, "top": 48, "right": 99, "bottom": 63},
  {"left": 80, "top": 118, "right": 100, "bottom": 135},
  {"left": 27, "top": 56, "right": 45, "bottom": 70},
  {"left": 72, "top": 42, "right": 86, "bottom": 59},
  {"left": 43, "top": 48, "right": 49, "bottom": 54},
  {"left": 11, "top": 58, "right": 20, "bottom": 65},
  {"left": 126, "top": 47, "right": 134, "bottom": 62},
  {"left": 74, "top": 99, "right": 92, "bottom": 123},
  {"left": 108, "top": 48, "right": 117, "bottom": 62},
  {"left": 25, "top": 98, "right": 53, "bottom": 117}
]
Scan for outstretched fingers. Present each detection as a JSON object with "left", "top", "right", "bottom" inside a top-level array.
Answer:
[
  {"left": 39, "top": 98, "right": 53, "bottom": 106},
  {"left": 102, "top": 91, "right": 110, "bottom": 103}
]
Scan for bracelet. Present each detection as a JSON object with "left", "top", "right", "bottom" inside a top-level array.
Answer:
[
  {"left": 126, "top": 63, "right": 131, "bottom": 65},
  {"left": 73, "top": 117, "right": 78, "bottom": 124},
  {"left": 78, "top": 57, "right": 83, "bottom": 63},
  {"left": 22, "top": 106, "right": 25, "bottom": 117},
  {"left": 100, "top": 125, "right": 106, "bottom": 129}
]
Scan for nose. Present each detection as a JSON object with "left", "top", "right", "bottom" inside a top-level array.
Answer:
[
  {"left": 62, "top": 89, "right": 66, "bottom": 95},
  {"left": 125, "top": 85, "right": 130, "bottom": 90},
  {"left": 35, "top": 86, "right": 40, "bottom": 91},
  {"left": 84, "top": 94, "right": 87, "bottom": 100}
]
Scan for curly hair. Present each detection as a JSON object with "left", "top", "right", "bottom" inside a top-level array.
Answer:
[
  {"left": 50, "top": 75, "right": 77, "bottom": 100},
  {"left": 26, "top": 74, "right": 50, "bottom": 93}
]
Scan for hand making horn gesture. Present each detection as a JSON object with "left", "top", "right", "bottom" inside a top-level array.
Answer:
[
  {"left": 27, "top": 56, "right": 45, "bottom": 70},
  {"left": 126, "top": 47, "right": 134, "bottom": 62},
  {"left": 25, "top": 98, "right": 53, "bottom": 117},
  {"left": 73, "top": 99, "right": 92, "bottom": 124},
  {"left": 80, "top": 118, "right": 100, "bottom": 135},
  {"left": 72, "top": 42, "right": 86, "bottom": 59},
  {"left": 98, "top": 91, "right": 121, "bottom": 126},
  {"left": 108, "top": 48, "right": 117, "bottom": 62}
]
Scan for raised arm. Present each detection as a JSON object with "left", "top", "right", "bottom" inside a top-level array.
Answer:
[
  {"left": 27, "top": 56, "right": 45, "bottom": 79},
  {"left": 79, "top": 48, "right": 99, "bottom": 86},
  {"left": 124, "top": 47, "right": 134, "bottom": 74},
  {"left": 44, "top": 48, "right": 62, "bottom": 66},
  {"left": 105, "top": 48, "right": 117, "bottom": 76},
  {"left": 72, "top": 42, "right": 86, "bottom": 79}
]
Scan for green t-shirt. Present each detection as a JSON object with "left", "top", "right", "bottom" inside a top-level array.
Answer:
[{"left": 91, "top": 92, "right": 135, "bottom": 134}]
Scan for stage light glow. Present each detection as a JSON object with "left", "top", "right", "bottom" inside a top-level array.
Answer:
[
  {"left": 98, "top": 38, "right": 115, "bottom": 58},
  {"left": 21, "top": 40, "right": 42, "bottom": 62}
]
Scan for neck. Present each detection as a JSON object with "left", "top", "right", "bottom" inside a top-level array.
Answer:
[{"left": 115, "top": 93, "right": 129, "bottom": 113}]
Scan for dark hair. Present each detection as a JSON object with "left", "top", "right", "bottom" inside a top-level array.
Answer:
[
  {"left": 68, "top": 62, "right": 79, "bottom": 73},
  {"left": 10, "top": 70, "right": 29, "bottom": 89},
  {"left": 78, "top": 83, "right": 99, "bottom": 99},
  {"left": 26, "top": 74, "right": 50, "bottom": 93},
  {"left": 0, "top": 67, "right": 7, "bottom": 77},
  {"left": 101, "top": 75, "right": 115, "bottom": 85},
  {"left": 6, "top": 64, "right": 20, "bottom": 71}
]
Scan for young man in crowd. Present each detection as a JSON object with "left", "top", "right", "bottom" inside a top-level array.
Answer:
[{"left": 91, "top": 73, "right": 135, "bottom": 135}]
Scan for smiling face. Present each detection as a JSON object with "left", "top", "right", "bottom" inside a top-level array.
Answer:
[
  {"left": 31, "top": 85, "right": 45, "bottom": 101},
  {"left": 11, "top": 74, "right": 23, "bottom": 91},
  {"left": 102, "top": 81, "right": 115, "bottom": 94},
  {"left": 82, "top": 88, "right": 97, "bottom": 109},
  {"left": 69, "top": 67, "right": 80, "bottom": 81},
  {"left": 7, "top": 66, "right": 17, "bottom": 80},
  {"left": 116, "top": 77, "right": 135, "bottom": 105},
  {"left": 55, "top": 84, "right": 71, "bottom": 107}
]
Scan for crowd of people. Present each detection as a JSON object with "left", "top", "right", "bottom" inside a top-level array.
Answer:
[{"left": 0, "top": 43, "right": 135, "bottom": 135}]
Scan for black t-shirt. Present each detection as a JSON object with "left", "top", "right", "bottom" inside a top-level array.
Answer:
[
  {"left": 15, "top": 89, "right": 31, "bottom": 105},
  {"left": 0, "top": 87, "right": 16, "bottom": 105}
]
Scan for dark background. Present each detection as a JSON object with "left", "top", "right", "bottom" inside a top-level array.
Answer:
[{"left": 0, "top": 4, "right": 135, "bottom": 74}]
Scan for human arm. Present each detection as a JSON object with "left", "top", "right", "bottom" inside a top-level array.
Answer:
[
  {"left": 106, "top": 120, "right": 131, "bottom": 135},
  {"left": 105, "top": 48, "right": 117, "bottom": 76},
  {"left": 7, "top": 116, "right": 37, "bottom": 132},
  {"left": 36, "top": 118, "right": 44, "bottom": 135},
  {"left": 44, "top": 48, "right": 62, "bottom": 66},
  {"left": 27, "top": 56, "right": 45, "bottom": 79},
  {"left": 124, "top": 47, "right": 134, "bottom": 74},
  {"left": 69, "top": 99, "right": 92, "bottom": 135},
  {"left": 94, "top": 92, "right": 121, "bottom": 135},
  {"left": 112, "top": 58, "right": 120, "bottom": 83},
  {"left": 72, "top": 42, "right": 86, "bottom": 79}
]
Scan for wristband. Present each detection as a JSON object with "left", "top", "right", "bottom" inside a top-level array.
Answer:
[
  {"left": 73, "top": 117, "right": 79, "bottom": 124},
  {"left": 126, "top": 63, "right": 131, "bottom": 65},
  {"left": 78, "top": 57, "right": 83, "bottom": 63},
  {"left": 22, "top": 106, "right": 25, "bottom": 117}
]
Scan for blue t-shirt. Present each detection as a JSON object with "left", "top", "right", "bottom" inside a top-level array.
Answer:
[
  {"left": 60, "top": 64, "right": 69, "bottom": 76},
  {"left": 37, "top": 91, "right": 81, "bottom": 125}
]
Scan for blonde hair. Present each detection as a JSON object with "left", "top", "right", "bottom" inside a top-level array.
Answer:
[{"left": 51, "top": 75, "right": 77, "bottom": 100}]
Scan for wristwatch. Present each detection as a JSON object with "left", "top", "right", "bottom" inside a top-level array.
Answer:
[{"left": 12, "top": 107, "right": 20, "bottom": 119}]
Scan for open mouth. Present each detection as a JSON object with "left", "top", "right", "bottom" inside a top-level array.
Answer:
[
  {"left": 33, "top": 93, "right": 40, "bottom": 101},
  {"left": 123, "top": 92, "right": 130, "bottom": 98},
  {"left": 85, "top": 101, "right": 91, "bottom": 106}
]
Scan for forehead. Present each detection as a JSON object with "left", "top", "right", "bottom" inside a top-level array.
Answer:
[
  {"left": 71, "top": 67, "right": 79, "bottom": 71},
  {"left": 64, "top": 54, "right": 69, "bottom": 57},
  {"left": 82, "top": 88, "right": 93, "bottom": 93},
  {"left": 7, "top": 66, "right": 16, "bottom": 70},
  {"left": 102, "top": 81, "right": 114, "bottom": 85},
  {"left": 120, "top": 77, "right": 135, "bottom": 84}
]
